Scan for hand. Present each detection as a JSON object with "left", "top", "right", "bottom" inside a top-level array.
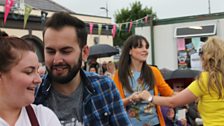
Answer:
[
  {"left": 139, "top": 90, "right": 152, "bottom": 101},
  {"left": 128, "top": 92, "right": 141, "bottom": 104},
  {"left": 180, "top": 119, "right": 187, "bottom": 126}
]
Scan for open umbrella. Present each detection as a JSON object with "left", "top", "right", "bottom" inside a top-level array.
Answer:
[
  {"left": 161, "top": 69, "right": 201, "bottom": 87},
  {"left": 160, "top": 68, "right": 173, "bottom": 80},
  {"left": 88, "top": 44, "right": 119, "bottom": 59},
  {"left": 169, "top": 69, "right": 200, "bottom": 79}
]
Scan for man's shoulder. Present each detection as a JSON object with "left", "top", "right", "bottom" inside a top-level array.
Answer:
[{"left": 84, "top": 71, "right": 114, "bottom": 89}]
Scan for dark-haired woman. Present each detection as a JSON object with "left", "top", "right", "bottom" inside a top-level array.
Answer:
[{"left": 113, "top": 35, "right": 173, "bottom": 126}]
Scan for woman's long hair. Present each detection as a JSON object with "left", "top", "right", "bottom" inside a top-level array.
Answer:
[
  {"left": 118, "top": 35, "right": 155, "bottom": 93},
  {"left": 199, "top": 36, "right": 224, "bottom": 98}
]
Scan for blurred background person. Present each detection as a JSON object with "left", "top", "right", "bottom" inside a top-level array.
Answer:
[
  {"left": 113, "top": 35, "right": 173, "bottom": 126},
  {"left": 101, "top": 61, "right": 107, "bottom": 75},
  {"left": 89, "top": 65, "right": 98, "bottom": 73},
  {"left": 104, "top": 61, "right": 116, "bottom": 79},
  {"left": 38, "top": 63, "right": 46, "bottom": 77}
]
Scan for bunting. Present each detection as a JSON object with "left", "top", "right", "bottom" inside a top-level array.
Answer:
[
  {"left": 23, "top": 5, "right": 32, "bottom": 28},
  {"left": 112, "top": 24, "right": 116, "bottom": 38},
  {"left": 89, "top": 23, "right": 94, "bottom": 34},
  {"left": 4, "top": 0, "right": 14, "bottom": 25},
  {"left": 98, "top": 24, "right": 102, "bottom": 35},
  {"left": 144, "top": 15, "right": 148, "bottom": 23},
  {"left": 3, "top": 0, "right": 152, "bottom": 36},
  {"left": 128, "top": 21, "right": 133, "bottom": 33}
]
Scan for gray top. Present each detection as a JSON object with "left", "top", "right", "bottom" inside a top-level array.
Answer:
[{"left": 46, "top": 81, "right": 83, "bottom": 126}]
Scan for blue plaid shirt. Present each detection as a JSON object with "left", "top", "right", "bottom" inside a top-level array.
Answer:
[{"left": 34, "top": 69, "right": 131, "bottom": 126}]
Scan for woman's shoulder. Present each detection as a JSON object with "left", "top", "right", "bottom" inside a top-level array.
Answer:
[
  {"left": 30, "top": 104, "right": 61, "bottom": 125},
  {"left": 31, "top": 104, "right": 52, "bottom": 113},
  {"left": 148, "top": 65, "right": 160, "bottom": 74}
]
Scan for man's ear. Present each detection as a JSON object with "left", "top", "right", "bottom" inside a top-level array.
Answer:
[{"left": 82, "top": 45, "right": 89, "bottom": 62}]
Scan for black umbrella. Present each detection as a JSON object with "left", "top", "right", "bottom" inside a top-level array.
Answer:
[
  {"left": 161, "top": 69, "right": 201, "bottom": 87},
  {"left": 169, "top": 69, "right": 201, "bottom": 79},
  {"left": 160, "top": 68, "right": 173, "bottom": 80},
  {"left": 88, "top": 44, "right": 119, "bottom": 59}
]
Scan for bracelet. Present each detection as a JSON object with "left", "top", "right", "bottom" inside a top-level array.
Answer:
[{"left": 147, "top": 96, "right": 153, "bottom": 103}]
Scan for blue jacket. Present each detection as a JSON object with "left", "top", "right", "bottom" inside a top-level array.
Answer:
[{"left": 34, "top": 69, "right": 131, "bottom": 126}]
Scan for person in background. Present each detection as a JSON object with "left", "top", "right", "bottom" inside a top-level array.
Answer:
[
  {"left": 38, "top": 63, "right": 46, "bottom": 77},
  {"left": 161, "top": 106, "right": 188, "bottom": 126},
  {"left": 88, "top": 57, "right": 99, "bottom": 71},
  {"left": 101, "top": 61, "right": 107, "bottom": 74},
  {"left": 34, "top": 12, "right": 131, "bottom": 126},
  {"left": 113, "top": 35, "right": 174, "bottom": 126},
  {"left": 89, "top": 65, "right": 98, "bottom": 73},
  {"left": 104, "top": 61, "right": 116, "bottom": 79},
  {"left": 143, "top": 36, "right": 224, "bottom": 126},
  {"left": 0, "top": 37, "right": 61, "bottom": 126},
  {"left": 161, "top": 81, "right": 189, "bottom": 126}
]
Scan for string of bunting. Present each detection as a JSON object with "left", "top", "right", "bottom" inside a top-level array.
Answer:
[
  {"left": 88, "top": 15, "right": 151, "bottom": 38},
  {"left": 4, "top": 0, "right": 48, "bottom": 28},
  {"left": 4, "top": 0, "right": 151, "bottom": 35}
]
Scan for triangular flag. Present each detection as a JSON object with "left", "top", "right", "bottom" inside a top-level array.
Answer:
[
  {"left": 112, "top": 24, "right": 116, "bottom": 38},
  {"left": 4, "top": 0, "right": 14, "bottom": 25},
  {"left": 24, "top": 5, "right": 32, "bottom": 28},
  {"left": 118, "top": 24, "right": 122, "bottom": 35},
  {"left": 89, "top": 23, "right": 94, "bottom": 34},
  {"left": 98, "top": 24, "right": 102, "bottom": 35},
  {"left": 144, "top": 15, "right": 148, "bottom": 24},
  {"left": 128, "top": 21, "right": 133, "bottom": 33}
]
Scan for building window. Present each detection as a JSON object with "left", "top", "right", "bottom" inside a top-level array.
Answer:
[{"left": 175, "top": 24, "right": 216, "bottom": 38}]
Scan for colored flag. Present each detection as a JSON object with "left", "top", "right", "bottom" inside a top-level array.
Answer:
[
  {"left": 89, "top": 23, "right": 93, "bottom": 34},
  {"left": 4, "top": 0, "right": 14, "bottom": 24},
  {"left": 24, "top": 5, "right": 32, "bottom": 28},
  {"left": 98, "top": 24, "right": 102, "bottom": 35},
  {"left": 128, "top": 21, "right": 133, "bottom": 32},
  {"left": 144, "top": 15, "right": 148, "bottom": 24},
  {"left": 112, "top": 24, "right": 116, "bottom": 38}
]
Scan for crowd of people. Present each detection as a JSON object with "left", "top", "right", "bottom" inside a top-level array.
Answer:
[{"left": 1, "top": 11, "right": 224, "bottom": 126}]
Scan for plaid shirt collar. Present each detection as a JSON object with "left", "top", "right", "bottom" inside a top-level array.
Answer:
[{"left": 34, "top": 69, "right": 95, "bottom": 104}]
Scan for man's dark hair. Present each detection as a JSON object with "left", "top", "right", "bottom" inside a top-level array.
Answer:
[{"left": 43, "top": 12, "right": 87, "bottom": 48}]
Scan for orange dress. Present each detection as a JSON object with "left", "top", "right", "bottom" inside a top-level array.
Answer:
[{"left": 113, "top": 66, "right": 174, "bottom": 126}]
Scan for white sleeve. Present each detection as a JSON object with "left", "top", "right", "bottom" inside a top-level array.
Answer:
[{"left": 31, "top": 104, "right": 61, "bottom": 126}]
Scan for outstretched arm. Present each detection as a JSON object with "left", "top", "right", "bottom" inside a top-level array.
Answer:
[{"left": 140, "top": 88, "right": 198, "bottom": 108}]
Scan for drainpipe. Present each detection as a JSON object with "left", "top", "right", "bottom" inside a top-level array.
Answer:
[{"left": 149, "top": 15, "right": 155, "bottom": 65}]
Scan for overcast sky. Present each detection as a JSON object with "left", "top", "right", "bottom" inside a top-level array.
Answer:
[{"left": 53, "top": 0, "right": 224, "bottom": 22}]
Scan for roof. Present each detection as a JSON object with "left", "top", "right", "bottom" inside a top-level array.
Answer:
[
  {"left": 0, "top": 0, "right": 74, "bottom": 13},
  {"left": 154, "top": 12, "right": 224, "bottom": 25}
]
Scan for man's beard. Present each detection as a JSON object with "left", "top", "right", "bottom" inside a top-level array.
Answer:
[{"left": 47, "top": 54, "right": 82, "bottom": 84}]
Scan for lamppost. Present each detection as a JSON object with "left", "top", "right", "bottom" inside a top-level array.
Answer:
[
  {"left": 100, "top": 3, "right": 108, "bottom": 17},
  {"left": 208, "top": 0, "right": 211, "bottom": 14}
]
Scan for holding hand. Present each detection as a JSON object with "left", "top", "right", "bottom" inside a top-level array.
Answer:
[
  {"left": 128, "top": 92, "right": 141, "bottom": 104},
  {"left": 139, "top": 90, "right": 153, "bottom": 102}
]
